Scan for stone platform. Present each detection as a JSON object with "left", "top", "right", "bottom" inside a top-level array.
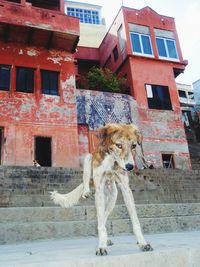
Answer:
[{"left": 1, "top": 231, "right": 200, "bottom": 267}]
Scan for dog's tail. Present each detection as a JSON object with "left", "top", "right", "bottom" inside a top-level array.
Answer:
[{"left": 50, "top": 183, "right": 84, "bottom": 208}]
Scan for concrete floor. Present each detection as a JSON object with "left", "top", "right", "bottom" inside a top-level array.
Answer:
[{"left": 1, "top": 231, "right": 200, "bottom": 267}]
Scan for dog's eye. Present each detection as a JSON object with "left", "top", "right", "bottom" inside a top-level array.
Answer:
[
  {"left": 131, "top": 144, "right": 137, "bottom": 150},
  {"left": 116, "top": 143, "right": 123, "bottom": 149}
]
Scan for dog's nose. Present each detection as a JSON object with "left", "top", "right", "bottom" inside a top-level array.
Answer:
[{"left": 125, "top": 163, "right": 134, "bottom": 171}]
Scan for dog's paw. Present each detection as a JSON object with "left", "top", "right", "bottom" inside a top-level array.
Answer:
[
  {"left": 140, "top": 244, "right": 153, "bottom": 252},
  {"left": 96, "top": 248, "right": 108, "bottom": 256},
  {"left": 107, "top": 239, "right": 114, "bottom": 246}
]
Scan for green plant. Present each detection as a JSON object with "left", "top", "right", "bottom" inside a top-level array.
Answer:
[{"left": 87, "top": 67, "right": 127, "bottom": 93}]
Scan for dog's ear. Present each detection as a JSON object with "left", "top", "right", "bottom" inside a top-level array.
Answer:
[
  {"left": 98, "top": 124, "right": 119, "bottom": 141},
  {"left": 98, "top": 125, "right": 108, "bottom": 140}
]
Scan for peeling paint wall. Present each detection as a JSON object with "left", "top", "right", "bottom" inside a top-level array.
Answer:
[
  {"left": 76, "top": 89, "right": 191, "bottom": 169},
  {"left": 0, "top": 42, "right": 79, "bottom": 167}
]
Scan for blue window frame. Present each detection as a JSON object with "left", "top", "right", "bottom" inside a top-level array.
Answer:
[
  {"left": 67, "top": 7, "right": 100, "bottom": 24},
  {"left": 41, "top": 70, "right": 59, "bottom": 96},
  {"left": 156, "top": 37, "right": 178, "bottom": 60},
  {"left": 130, "top": 32, "right": 153, "bottom": 56},
  {"left": 0, "top": 65, "right": 10, "bottom": 91}
]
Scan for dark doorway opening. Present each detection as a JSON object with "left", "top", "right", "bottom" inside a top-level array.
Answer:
[
  {"left": 162, "top": 154, "right": 174, "bottom": 168},
  {"left": 0, "top": 128, "right": 3, "bottom": 165},
  {"left": 35, "top": 136, "right": 52, "bottom": 167}
]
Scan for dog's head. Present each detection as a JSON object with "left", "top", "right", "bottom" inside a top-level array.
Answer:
[{"left": 98, "top": 123, "right": 141, "bottom": 171}]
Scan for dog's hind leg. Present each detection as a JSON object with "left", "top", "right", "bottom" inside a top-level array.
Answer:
[
  {"left": 117, "top": 173, "right": 153, "bottom": 252},
  {"left": 82, "top": 154, "right": 92, "bottom": 198}
]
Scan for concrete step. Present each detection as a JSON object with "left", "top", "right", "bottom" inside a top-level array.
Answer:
[
  {"left": 1, "top": 167, "right": 200, "bottom": 207},
  {"left": 1, "top": 231, "right": 200, "bottom": 267},
  {"left": 1, "top": 203, "right": 200, "bottom": 244},
  {"left": 1, "top": 203, "right": 200, "bottom": 223},
  {"left": 3, "top": 188, "right": 200, "bottom": 207}
]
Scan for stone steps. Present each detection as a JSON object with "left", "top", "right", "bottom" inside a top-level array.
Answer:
[{"left": 1, "top": 203, "right": 200, "bottom": 244}]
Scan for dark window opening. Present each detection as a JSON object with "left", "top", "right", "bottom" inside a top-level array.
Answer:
[
  {"left": 0, "top": 128, "right": 3, "bottom": 165},
  {"left": 16, "top": 67, "right": 34, "bottom": 93},
  {"left": 146, "top": 84, "right": 172, "bottom": 110},
  {"left": 113, "top": 46, "right": 119, "bottom": 62},
  {"left": 0, "top": 65, "right": 11, "bottom": 91},
  {"left": 41, "top": 70, "right": 59, "bottom": 96},
  {"left": 35, "top": 136, "right": 52, "bottom": 167},
  {"left": 27, "top": 0, "right": 60, "bottom": 11},
  {"left": 5, "top": 0, "right": 20, "bottom": 3},
  {"left": 178, "top": 90, "right": 187, "bottom": 98},
  {"left": 162, "top": 154, "right": 174, "bottom": 168}
]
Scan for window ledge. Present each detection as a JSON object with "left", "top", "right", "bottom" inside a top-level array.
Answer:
[
  {"left": 132, "top": 52, "right": 154, "bottom": 58},
  {"left": 158, "top": 56, "right": 180, "bottom": 62}
]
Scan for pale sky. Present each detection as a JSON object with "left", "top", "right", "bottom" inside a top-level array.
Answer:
[{"left": 72, "top": 0, "right": 200, "bottom": 85}]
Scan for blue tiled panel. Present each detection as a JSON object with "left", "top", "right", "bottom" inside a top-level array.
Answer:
[{"left": 76, "top": 89, "right": 138, "bottom": 130}]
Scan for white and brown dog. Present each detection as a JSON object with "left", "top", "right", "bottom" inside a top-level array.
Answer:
[{"left": 51, "top": 123, "right": 153, "bottom": 255}]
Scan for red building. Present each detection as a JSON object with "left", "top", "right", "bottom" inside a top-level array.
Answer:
[
  {"left": 0, "top": 0, "right": 80, "bottom": 167},
  {"left": 0, "top": 1, "right": 190, "bottom": 169},
  {"left": 76, "top": 6, "right": 190, "bottom": 169}
]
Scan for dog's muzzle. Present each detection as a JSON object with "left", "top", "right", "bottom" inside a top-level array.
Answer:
[{"left": 125, "top": 163, "right": 134, "bottom": 171}]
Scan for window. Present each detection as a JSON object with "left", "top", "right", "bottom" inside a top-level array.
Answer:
[
  {"left": 41, "top": 70, "right": 59, "bottom": 96},
  {"left": 117, "top": 25, "right": 125, "bottom": 53},
  {"left": 178, "top": 90, "right": 187, "bottom": 98},
  {"left": 145, "top": 84, "right": 172, "bottom": 110},
  {"left": 130, "top": 32, "right": 153, "bottom": 56},
  {"left": 156, "top": 37, "right": 178, "bottom": 60},
  {"left": 162, "top": 154, "right": 174, "bottom": 168},
  {"left": 0, "top": 65, "right": 11, "bottom": 91},
  {"left": 67, "top": 7, "right": 100, "bottom": 24},
  {"left": 188, "top": 92, "right": 194, "bottom": 100},
  {"left": 16, "top": 67, "right": 34, "bottom": 93},
  {"left": 113, "top": 46, "right": 119, "bottom": 62}
]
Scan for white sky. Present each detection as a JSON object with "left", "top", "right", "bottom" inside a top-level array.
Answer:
[{"left": 72, "top": 0, "right": 200, "bottom": 85}]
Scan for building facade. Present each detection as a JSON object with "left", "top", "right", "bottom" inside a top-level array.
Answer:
[
  {"left": 65, "top": 1, "right": 107, "bottom": 48},
  {"left": 176, "top": 83, "right": 195, "bottom": 126},
  {"left": 0, "top": 1, "right": 191, "bottom": 169},
  {"left": 0, "top": 0, "right": 80, "bottom": 167},
  {"left": 193, "top": 79, "right": 200, "bottom": 106},
  {"left": 76, "top": 6, "right": 190, "bottom": 169}
]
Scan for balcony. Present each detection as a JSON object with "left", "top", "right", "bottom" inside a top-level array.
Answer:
[{"left": 0, "top": 1, "right": 80, "bottom": 52}]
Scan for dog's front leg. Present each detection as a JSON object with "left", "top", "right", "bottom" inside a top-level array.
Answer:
[
  {"left": 95, "top": 180, "right": 108, "bottom": 256},
  {"left": 82, "top": 154, "right": 92, "bottom": 198},
  {"left": 104, "top": 181, "right": 118, "bottom": 246},
  {"left": 117, "top": 174, "right": 153, "bottom": 252}
]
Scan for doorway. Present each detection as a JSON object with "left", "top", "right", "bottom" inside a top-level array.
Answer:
[
  {"left": 162, "top": 154, "right": 174, "bottom": 168},
  {"left": 35, "top": 136, "right": 52, "bottom": 167}
]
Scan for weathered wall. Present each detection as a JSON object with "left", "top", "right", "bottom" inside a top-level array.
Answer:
[
  {"left": 129, "top": 58, "right": 190, "bottom": 169},
  {"left": 76, "top": 89, "right": 190, "bottom": 169},
  {"left": 0, "top": 42, "right": 79, "bottom": 167}
]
